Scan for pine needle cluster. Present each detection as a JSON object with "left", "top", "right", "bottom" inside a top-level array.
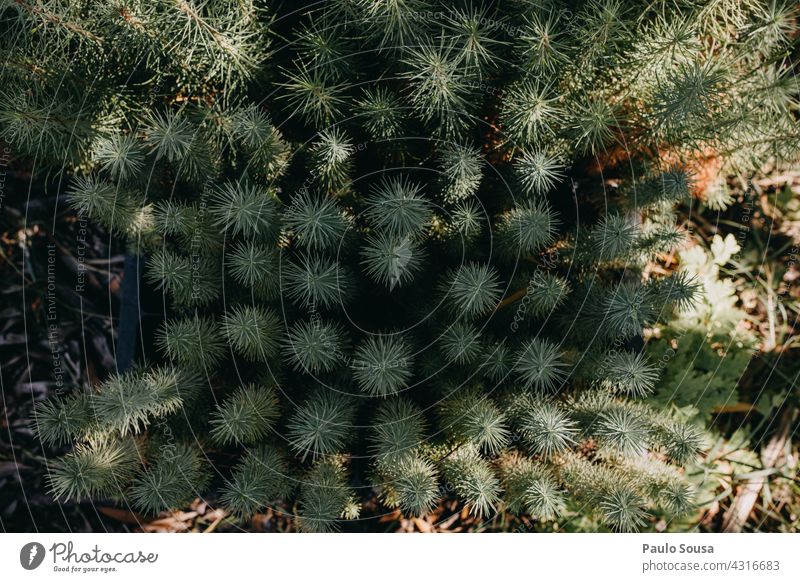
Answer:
[{"left": 15, "top": 0, "right": 797, "bottom": 532}]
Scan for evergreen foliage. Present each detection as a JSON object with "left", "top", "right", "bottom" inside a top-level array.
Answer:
[{"left": 12, "top": 0, "right": 798, "bottom": 532}]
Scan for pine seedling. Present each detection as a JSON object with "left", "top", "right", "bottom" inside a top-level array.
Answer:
[
  {"left": 575, "top": 0, "right": 632, "bottom": 61},
  {"left": 629, "top": 166, "right": 693, "bottom": 208},
  {"left": 175, "top": 130, "right": 219, "bottom": 184},
  {"left": 93, "top": 132, "right": 145, "bottom": 182},
  {"left": 598, "top": 281, "right": 657, "bottom": 341},
  {"left": 498, "top": 199, "right": 559, "bottom": 256},
  {"left": 220, "top": 445, "right": 292, "bottom": 517},
  {"left": 514, "top": 338, "right": 568, "bottom": 392},
  {"left": 438, "top": 321, "right": 483, "bottom": 365},
  {"left": 648, "top": 272, "right": 701, "bottom": 312},
  {"left": 222, "top": 305, "right": 282, "bottom": 362},
  {"left": 210, "top": 384, "right": 280, "bottom": 445},
  {"left": 515, "top": 149, "right": 565, "bottom": 197},
  {"left": 370, "top": 397, "right": 425, "bottom": 461},
  {"left": 146, "top": 250, "right": 221, "bottom": 307},
  {"left": 498, "top": 452, "right": 565, "bottom": 519},
  {"left": 130, "top": 444, "right": 209, "bottom": 515},
  {"left": 478, "top": 340, "right": 512, "bottom": 383},
  {"left": 448, "top": 199, "right": 484, "bottom": 243},
  {"left": 284, "top": 192, "right": 349, "bottom": 252},
  {"left": 379, "top": 453, "right": 440, "bottom": 517},
  {"left": 512, "top": 395, "right": 578, "bottom": 459},
  {"left": 637, "top": 227, "right": 687, "bottom": 260},
  {"left": 558, "top": 454, "right": 648, "bottom": 532},
  {"left": 282, "top": 253, "right": 352, "bottom": 309},
  {"left": 602, "top": 350, "right": 660, "bottom": 397},
  {"left": 402, "top": 40, "right": 475, "bottom": 137},
  {"left": 441, "top": 445, "right": 502, "bottom": 518},
  {"left": 595, "top": 406, "right": 651, "bottom": 456},
  {"left": 33, "top": 392, "right": 94, "bottom": 447},
  {"left": 296, "top": 455, "right": 357, "bottom": 532},
  {"left": 156, "top": 316, "right": 227, "bottom": 369},
  {"left": 365, "top": 176, "right": 432, "bottom": 238},
  {"left": 284, "top": 319, "right": 348, "bottom": 374},
  {"left": 358, "top": 0, "right": 425, "bottom": 51},
  {"left": 620, "top": 455, "right": 696, "bottom": 516},
  {"left": 295, "top": 19, "right": 352, "bottom": 80},
  {"left": 656, "top": 421, "right": 704, "bottom": 464},
  {"left": 570, "top": 97, "right": 619, "bottom": 155},
  {"left": 440, "top": 389, "right": 511, "bottom": 454},
  {"left": 0, "top": 90, "right": 95, "bottom": 164},
  {"left": 280, "top": 63, "right": 347, "bottom": 126},
  {"left": 92, "top": 367, "right": 190, "bottom": 436},
  {"left": 231, "top": 105, "right": 291, "bottom": 180},
  {"left": 442, "top": 263, "right": 502, "bottom": 317},
  {"left": 142, "top": 109, "right": 196, "bottom": 163},
  {"left": 356, "top": 86, "right": 408, "bottom": 141},
  {"left": 174, "top": 203, "right": 225, "bottom": 256},
  {"left": 658, "top": 479, "right": 696, "bottom": 516},
  {"left": 524, "top": 272, "right": 570, "bottom": 319},
  {"left": 651, "top": 60, "right": 726, "bottom": 142},
  {"left": 48, "top": 437, "right": 138, "bottom": 502},
  {"left": 67, "top": 176, "right": 140, "bottom": 234},
  {"left": 352, "top": 335, "right": 413, "bottom": 397},
  {"left": 152, "top": 201, "right": 197, "bottom": 238},
  {"left": 443, "top": 3, "right": 505, "bottom": 75},
  {"left": 601, "top": 487, "right": 649, "bottom": 532},
  {"left": 287, "top": 390, "right": 356, "bottom": 461},
  {"left": 210, "top": 181, "right": 281, "bottom": 240},
  {"left": 516, "top": 8, "right": 571, "bottom": 74},
  {"left": 226, "top": 241, "right": 279, "bottom": 291},
  {"left": 361, "top": 232, "right": 424, "bottom": 290},
  {"left": 592, "top": 213, "right": 639, "bottom": 261},
  {"left": 437, "top": 142, "right": 484, "bottom": 203},
  {"left": 309, "top": 127, "right": 354, "bottom": 191},
  {"left": 500, "top": 80, "right": 561, "bottom": 145}
]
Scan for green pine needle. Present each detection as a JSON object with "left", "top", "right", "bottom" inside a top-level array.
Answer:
[
  {"left": 370, "top": 398, "right": 425, "bottom": 461},
  {"left": 352, "top": 335, "right": 413, "bottom": 397},
  {"left": 443, "top": 263, "right": 502, "bottom": 317},
  {"left": 517, "top": 397, "right": 578, "bottom": 458},
  {"left": 499, "top": 199, "right": 559, "bottom": 255},
  {"left": 514, "top": 338, "right": 568, "bottom": 392},
  {"left": 287, "top": 391, "right": 356, "bottom": 461},
  {"left": 220, "top": 445, "right": 292, "bottom": 517},
  {"left": 603, "top": 351, "right": 660, "bottom": 397},
  {"left": 515, "top": 149, "right": 565, "bottom": 196},
  {"left": 210, "top": 181, "right": 281, "bottom": 240},
  {"left": 284, "top": 319, "right": 348, "bottom": 374},
  {"left": 210, "top": 384, "right": 280, "bottom": 446},
  {"left": 284, "top": 192, "right": 348, "bottom": 252},
  {"left": 222, "top": 305, "right": 282, "bottom": 362},
  {"left": 442, "top": 445, "right": 501, "bottom": 518},
  {"left": 283, "top": 253, "right": 352, "bottom": 309},
  {"left": 156, "top": 316, "right": 227, "bottom": 368},
  {"left": 361, "top": 232, "right": 424, "bottom": 290},
  {"left": 500, "top": 80, "right": 560, "bottom": 144},
  {"left": 437, "top": 142, "right": 484, "bottom": 203},
  {"left": 365, "top": 176, "right": 432, "bottom": 238},
  {"left": 439, "top": 321, "right": 483, "bottom": 364}
]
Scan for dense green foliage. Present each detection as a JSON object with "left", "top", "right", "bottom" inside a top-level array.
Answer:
[{"left": 4, "top": 0, "right": 797, "bottom": 531}]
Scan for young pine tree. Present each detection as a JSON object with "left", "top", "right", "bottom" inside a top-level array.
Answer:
[{"left": 10, "top": 0, "right": 797, "bottom": 532}]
